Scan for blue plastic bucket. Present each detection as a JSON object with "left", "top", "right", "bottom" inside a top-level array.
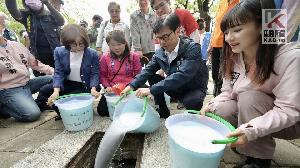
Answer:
[
  {"left": 113, "top": 94, "right": 160, "bottom": 133},
  {"left": 54, "top": 94, "right": 94, "bottom": 132},
  {"left": 104, "top": 93, "right": 120, "bottom": 120},
  {"left": 165, "top": 113, "right": 232, "bottom": 168}
]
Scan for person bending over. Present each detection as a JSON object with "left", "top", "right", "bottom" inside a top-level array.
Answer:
[
  {"left": 122, "top": 14, "right": 208, "bottom": 118},
  {"left": 203, "top": 0, "right": 300, "bottom": 167}
]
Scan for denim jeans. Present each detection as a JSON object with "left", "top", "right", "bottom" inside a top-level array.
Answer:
[{"left": 0, "top": 75, "right": 53, "bottom": 122}]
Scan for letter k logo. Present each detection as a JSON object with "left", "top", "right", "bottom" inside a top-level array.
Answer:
[{"left": 267, "top": 14, "right": 285, "bottom": 28}]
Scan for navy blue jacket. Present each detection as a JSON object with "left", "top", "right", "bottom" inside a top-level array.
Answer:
[
  {"left": 19, "top": 11, "right": 62, "bottom": 56},
  {"left": 6, "top": 1, "right": 64, "bottom": 57},
  {"left": 130, "top": 37, "right": 208, "bottom": 95},
  {"left": 53, "top": 47, "right": 99, "bottom": 90}
]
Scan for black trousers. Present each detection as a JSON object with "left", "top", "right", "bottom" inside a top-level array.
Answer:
[
  {"left": 141, "top": 52, "right": 155, "bottom": 67},
  {"left": 33, "top": 53, "right": 54, "bottom": 77},
  {"left": 211, "top": 47, "right": 223, "bottom": 97},
  {"left": 97, "top": 95, "right": 109, "bottom": 116},
  {"left": 148, "top": 74, "right": 205, "bottom": 111}
]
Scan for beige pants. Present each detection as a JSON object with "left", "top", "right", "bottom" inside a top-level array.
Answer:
[{"left": 215, "top": 90, "right": 300, "bottom": 159}]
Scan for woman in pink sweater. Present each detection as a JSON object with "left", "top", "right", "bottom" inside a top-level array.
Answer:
[
  {"left": 203, "top": 1, "right": 300, "bottom": 168},
  {"left": 97, "top": 30, "right": 142, "bottom": 116}
]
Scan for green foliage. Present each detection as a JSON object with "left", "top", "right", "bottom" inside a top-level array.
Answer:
[
  {"left": 0, "top": 0, "right": 25, "bottom": 43},
  {"left": 173, "top": 0, "right": 220, "bottom": 31},
  {"left": 174, "top": 0, "right": 219, "bottom": 17},
  {"left": 61, "top": 11, "right": 76, "bottom": 24}
]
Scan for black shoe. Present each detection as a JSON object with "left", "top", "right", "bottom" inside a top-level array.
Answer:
[
  {"left": 157, "top": 107, "right": 170, "bottom": 118},
  {"left": 0, "top": 113, "right": 10, "bottom": 119},
  {"left": 177, "top": 102, "right": 185, "bottom": 109},
  {"left": 53, "top": 109, "right": 62, "bottom": 121},
  {"left": 54, "top": 115, "right": 62, "bottom": 121},
  {"left": 231, "top": 147, "right": 242, "bottom": 155},
  {"left": 38, "top": 104, "right": 54, "bottom": 111},
  {"left": 234, "top": 156, "right": 271, "bottom": 168}
]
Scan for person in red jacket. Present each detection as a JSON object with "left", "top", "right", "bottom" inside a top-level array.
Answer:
[{"left": 150, "top": 0, "right": 200, "bottom": 44}]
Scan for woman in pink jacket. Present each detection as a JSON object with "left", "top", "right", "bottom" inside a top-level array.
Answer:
[
  {"left": 203, "top": 0, "right": 300, "bottom": 168},
  {"left": 97, "top": 30, "right": 142, "bottom": 116}
]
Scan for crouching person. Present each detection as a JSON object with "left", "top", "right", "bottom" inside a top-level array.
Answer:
[
  {"left": 203, "top": 1, "right": 300, "bottom": 167},
  {"left": 36, "top": 24, "right": 100, "bottom": 120},
  {"left": 0, "top": 25, "right": 53, "bottom": 122},
  {"left": 121, "top": 14, "right": 208, "bottom": 118}
]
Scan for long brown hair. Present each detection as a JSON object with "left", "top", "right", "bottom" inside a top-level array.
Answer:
[{"left": 220, "top": 0, "right": 278, "bottom": 85}]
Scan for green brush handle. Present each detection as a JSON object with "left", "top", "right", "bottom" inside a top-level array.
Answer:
[
  {"left": 186, "top": 110, "right": 238, "bottom": 144},
  {"left": 113, "top": 90, "right": 134, "bottom": 106},
  {"left": 58, "top": 93, "right": 91, "bottom": 100},
  {"left": 113, "top": 90, "right": 149, "bottom": 117},
  {"left": 140, "top": 97, "right": 148, "bottom": 117}
]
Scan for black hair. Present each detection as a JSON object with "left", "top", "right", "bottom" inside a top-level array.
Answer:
[
  {"left": 92, "top": 14, "right": 102, "bottom": 22},
  {"left": 153, "top": 13, "right": 180, "bottom": 34},
  {"left": 197, "top": 18, "right": 205, "bottom": 30},
  {"left": 108, "top": 1, "right": 120, "bottom": 11}
]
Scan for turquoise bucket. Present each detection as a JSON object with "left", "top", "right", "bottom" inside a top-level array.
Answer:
[
  {"left": 113, "top": 94, "right": 160, "bottom": 133},
  {"left": 54, "top": 93, "right": 94, "bottom": 132},
  {"left": 165, "top": 113, "right": 237, "bottom": 168},
  {"left": 104, "top": 93, "right": 120, "bottom": 120}
]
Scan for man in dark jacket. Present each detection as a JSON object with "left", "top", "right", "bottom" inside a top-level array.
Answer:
[
  {"left": 5, "top": 0, "right": 65, "bottom": 76},
  {"left": 121, "top": 13, "right": 208, "bottom": 118}
]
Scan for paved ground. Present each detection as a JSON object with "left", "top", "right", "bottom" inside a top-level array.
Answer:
[{"left": 0, "top": 80, "right": 299, "bottom": 168}]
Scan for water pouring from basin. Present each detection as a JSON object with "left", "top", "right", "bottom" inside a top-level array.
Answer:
[{"left": 94, "top": 94, "right": 160, "bottom": 168}]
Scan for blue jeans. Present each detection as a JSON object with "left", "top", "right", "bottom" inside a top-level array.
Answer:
[{"left": 0, "top": 76, "right": 53, "bottom": 122}]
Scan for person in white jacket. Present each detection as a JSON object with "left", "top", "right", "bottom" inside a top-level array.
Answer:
[{"left": 203, "top": 1, "right": 300, "bottom": 168}]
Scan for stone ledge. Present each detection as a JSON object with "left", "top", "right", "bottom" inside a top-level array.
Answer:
[{"left": 12, "top": 113, "right": 300, "bottom": 168}]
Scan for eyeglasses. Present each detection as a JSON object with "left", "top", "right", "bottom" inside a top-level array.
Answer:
[
  {"left": 153, "top": 1, "right": 166, "bottom": 11},
  {"left": 155, "top": 31, "right": 173, "bottom": 41},
  {"left": 70, "top": 42, "right": 85, "bottom": 48}
]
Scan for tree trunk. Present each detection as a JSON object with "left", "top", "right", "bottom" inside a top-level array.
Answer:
[
  {"left": 197, "top": 0, "right": 211, "bottom": 31},
  {"left": 184, "top": 0, "right": 189, "bottom": 9}
]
